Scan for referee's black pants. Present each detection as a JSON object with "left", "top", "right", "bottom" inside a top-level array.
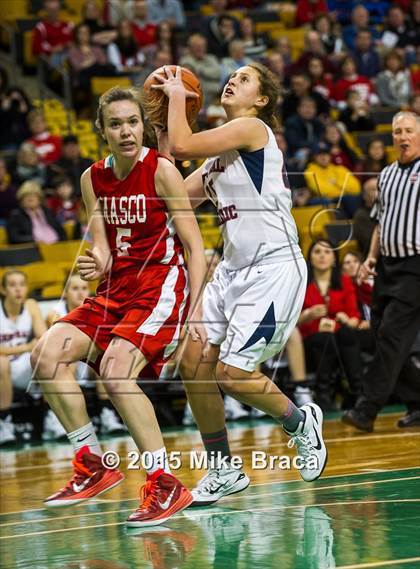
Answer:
[{"left": 356, "top": 256, "right": 420, "bottom": 418}]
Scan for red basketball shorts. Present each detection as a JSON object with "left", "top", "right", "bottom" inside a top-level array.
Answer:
[{"left": 59, "top": 264, "right": 189, "bottom": 379}]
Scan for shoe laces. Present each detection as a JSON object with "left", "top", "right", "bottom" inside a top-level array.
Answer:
[
  {"left": 65, "top": 458, "right": 94, "bottom": 489},
  {"left": 198, "top": 469, "right": 223, "bottom": 493},
  {"left": 287, "top": 433, "right": 313, "bottom": 460},
  {"left": 138, "top": 479, "right": 160, "bottom": 510}
]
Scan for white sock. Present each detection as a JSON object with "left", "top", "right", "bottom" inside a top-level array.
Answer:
[
  {"left": 146, "top": 447, "right": 171, "bottom": 476},
  {"left": 67, "top": 422, "right": 102, "bottom": 456}
]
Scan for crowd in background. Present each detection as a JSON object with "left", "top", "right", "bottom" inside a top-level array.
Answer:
[{"left": 1, "top": 0, "right": 420, "bottom": 443}]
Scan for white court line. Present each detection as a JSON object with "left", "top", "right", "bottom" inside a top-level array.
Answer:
[
  {"left": 1, "top": 465, "right": 418, "bottom": 518},
  {"left": 0, "top": 499, "right": 419, "bottom": 540},
  {"left": 1, "top": 474, "right": 419, "bottom": 528},
  {"left": 1, "top": 431, "right": 419, "bottom": 475},
  {"left": 337, "top": 558, "right": 420, "bottom": 569}
]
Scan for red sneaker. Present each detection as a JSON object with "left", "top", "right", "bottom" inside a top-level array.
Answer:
[
  {"left": 44, "top": 445, "right": 124, "bottom": 507},
  {"left": 126, "top": 470, "right": 193, "bottom": 528}
]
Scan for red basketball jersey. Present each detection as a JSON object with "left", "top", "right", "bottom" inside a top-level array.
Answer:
[{"left": 90, "top": 147, "right": 184, "bottom": 274}]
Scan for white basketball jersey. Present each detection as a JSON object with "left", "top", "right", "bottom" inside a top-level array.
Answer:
[
  {"left": 0, "top": 300, "right": 32, "bottom": 349},
  {"left": 202, "top": 121, "right": 302, "bottom": 270}
]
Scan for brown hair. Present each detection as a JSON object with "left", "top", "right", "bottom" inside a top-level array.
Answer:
[
  {"left": 1, "top": 269, "right": 28, "bottom": 289},
  {"left": 247, "top": 62, "right": 280, "bottom": 130},
  {"left": 95, "top": 86, "right": 156, "bottom": 148}
]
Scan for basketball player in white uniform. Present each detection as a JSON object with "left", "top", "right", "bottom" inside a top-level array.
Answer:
[
  {"left": 0, "top": 270, "right": 46, "bottom": 444},
  {"left": 47, "top": 273, "right": 126, "bottom": 435},
  {"left": 154, "top": 63, "right": 328, "bottom": 504}
]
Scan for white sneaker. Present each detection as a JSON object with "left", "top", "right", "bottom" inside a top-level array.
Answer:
[
  {"left": 182, "top": 402, "right": 195, "bottom": 426},
  {"left": 191, "top": 465, "right": 250, "bottom": 506},
  {"left": 0, "top": 415, "right": 17, "bottom": 446},
  {"left": 42, "top": 410, "right": 67, "bottom": 441},
  {"left": 224, "top": 396, "right": 249, "bottom": 420},
  {"left": 285, "top": 403, "right": 328, "bottom": 482},
  {"left": 100, "top": 407, "right": 127, "bottom": 435},
  {"left": 294, "top": 385, "right": 314, "bottom": 407}
]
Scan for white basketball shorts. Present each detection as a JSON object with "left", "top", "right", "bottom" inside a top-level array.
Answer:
[{"left": 203, "top": 258, "right": 307, "bottom": 372}]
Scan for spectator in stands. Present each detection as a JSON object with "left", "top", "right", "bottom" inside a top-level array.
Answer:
[
  {"left": 375, "top": 50, "right": 412, "bottom": 109},
  {"left": 265, "top": 53, "right": 286, "bottom": 89},
  {"left": 353, "top": 177, "right": 378, "bottom": 255},
  {"left": 380, "top": 5, "right": 419, "bottom": 51},
  {"left": 46, "top": 176, "right": 80, "bottom": 224},
  {"left": 239, "top": 16, "right": 270, "bottom": 61},
  {"left": 342, "top": 4, "right": 380, "bottom": 51},
  {"left": 284, "top": 96, "right": 325, "bottom": 162},
  {"left": 0, "top": 270, "right": 47, "bottom": 445},
  {"left": 25, "top": 109, "right": 62, "bottom": 166},
  {"left": 143, "top": 21, "right": 180, "bottom": 65},
  {"left": 323, "top": 122, "right": 359, "bottom": 170},
  {"left": 32, "top": 0, "right": 74, "bottom": 67},
  {"left": 220, "top": 40, "right": 253, "bottom": 86},
  {"left": 179, "top": 34, "right": 221, "bottom": 105},
  {"left": 342, "top": 250, "right": 373, "bottom": 330},
  {"left": 313, "top": 13, "right": 345, "bottom": 59},
  {"left": 338, "top": 89, "right": 376, "bottom": 132},
  {"left": 304, "top": 142, "right": 361, "bottom": 210},
  {"left": 352, "top": 30, "right": 381, "bottom": 79},
  {"left": 46, "top": 273, "right": 126, "bottom": 435},
  {"left": 68, "top": 24, "right": 111, "bottom": 92},
  {"left": 7, "top": 181, "right": 66, "bottom": 245},
  {"left": 296, "top": 0, "right": 328, "bottom": 26},
  {"left": 205, "top": 14, "right": 239, "bottom": 59},
  {"left": 82, "top": 0, "right": 117, "bottom": 46},
  {"left": 147, "top": 0, "right": 186, "bottom": 29},
  {"left": 298, "top": 239, "right": 362, "bottom": 410},
  {"left": 0, "top": 87, "right": 31, "bottom": 152},
  {"left": 272, "top": 36, "right": 292, "bottom": 67},
  {"left": 131, "top": 0, "right": 157, "bottom": 48},
  {"left": 104, "top": 0, "right": 134, "bottom": 26},
  {"left": 289, "top": 30, "right": 336, "bottom": 76},
  {"left": 46, "top": 135, "right": 93, "bottom": 197},
  {"left": 333, "top": 56, "right": 379, "bottom": 109},
  {"left": 282, "top": 72, "right": 330, "bottom": 122},
  {"left": 0, "top": 158, "right": 18, "bottom": 219},
  {"left": 356, "top": 138, "right": 389, "bottom": 179},
  {"left": 107, "top": 19, "right": 146, "bottom": 76},
  {"left": 409, "top": 93, "right": 420, "bottom": 116},
  {"left": 307, "top": 56, "right": 334, "bottom": 103},
  {"left": 13, "top": 142, "right": 47, "bottom": 187}
]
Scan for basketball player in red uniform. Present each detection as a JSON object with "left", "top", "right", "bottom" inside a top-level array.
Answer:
[{"left": 31, "top": 87, "right": 207, "bottom": 527}]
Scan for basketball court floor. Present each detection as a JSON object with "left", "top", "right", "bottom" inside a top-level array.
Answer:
[{"left": 1, "top": 408, "right": 419, "bottom": 569}]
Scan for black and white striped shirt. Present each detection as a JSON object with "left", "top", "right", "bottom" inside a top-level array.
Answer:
[{"left": 370, "top": 157, "right": 420, "bottom": 258}]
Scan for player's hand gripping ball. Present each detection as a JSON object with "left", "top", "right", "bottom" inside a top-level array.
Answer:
[{"left": 142, "top": 65, "right": 203, "bottom": 128}]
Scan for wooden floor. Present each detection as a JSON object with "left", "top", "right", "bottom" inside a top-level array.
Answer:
[{"left": 1, "top": 409, "right": 420, "bottom": 569}]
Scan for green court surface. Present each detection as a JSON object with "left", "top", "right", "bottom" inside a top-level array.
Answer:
[{"left": 1, "top": 466, "right": 419, "bottom": 569}]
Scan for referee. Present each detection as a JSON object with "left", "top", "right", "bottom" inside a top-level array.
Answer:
[{"left": 343, "top": 111, "right": 420, "bottom": 432}]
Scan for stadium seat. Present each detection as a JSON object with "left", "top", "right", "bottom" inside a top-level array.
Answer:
[
  {"left": 292, "top": 206, "right": 337, "bottom": 257},
  {"left": 91, "top": 76, "right": 132, "bottom": 98},
  {"left": 0, "top": 226, "right": 8, "bottom": 247},
  {"left": 41, "top": 283, "right": 64, "bottom": 299},
  {"left": 38, "top": 240, "right": 85, "bottom": 264},
  {"left": 338, "top": 240, "right": 360, "bottom": 262},
  {"left": 19, "top": 262, "right": 66, "bottom": 292},
  {"left": 0, "top": 244, "right": 41, "bottom": 267},
  {"left": 63, "top": 221, "right": 76, "bottom": 240},
  {"left": 197, "top": 213, "right": 222, "bottom": 250}
]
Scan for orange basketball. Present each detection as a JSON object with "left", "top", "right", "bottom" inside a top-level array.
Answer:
[{"left": 142, "top": 65, "right": 203, "bottom": 128}]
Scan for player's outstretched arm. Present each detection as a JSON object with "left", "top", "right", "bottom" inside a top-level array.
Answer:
[
  {"left": 77, "top": 168, "right": 112, "bottom": 281},
  {"left": 155, "top": 158, "right": 207, "bottom": 344}
]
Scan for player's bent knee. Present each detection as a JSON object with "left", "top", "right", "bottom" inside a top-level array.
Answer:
[{"left": 216, "top": 362, "right": 247, "bottom": 395}]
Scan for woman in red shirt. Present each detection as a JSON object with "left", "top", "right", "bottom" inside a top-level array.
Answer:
[{"left": 299, "top": 240, "right": 362, "bottom": 410}]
